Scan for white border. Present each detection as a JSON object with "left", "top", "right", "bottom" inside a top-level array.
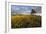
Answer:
[{"left": 6, "top": 2, "right": 45, "bottom": 33}]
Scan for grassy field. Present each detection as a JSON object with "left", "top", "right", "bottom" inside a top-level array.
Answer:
[{"left": 11, "top": 14, "right": 41, "bottom": 28}]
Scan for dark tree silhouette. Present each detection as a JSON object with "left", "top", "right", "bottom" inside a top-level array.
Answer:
[{"left": 31, "top": 9, "right": 36, "bottom": 14}]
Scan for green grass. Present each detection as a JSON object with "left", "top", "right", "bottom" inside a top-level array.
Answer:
[{"left": 11, "top": 14, "right": 41, "bottom": 28}]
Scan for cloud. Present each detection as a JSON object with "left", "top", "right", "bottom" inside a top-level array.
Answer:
[
  {"left": 32, "top": 6, "right": 41, "bottom": 13},
  {"left": 11, "top": 5, "right": 41, "bottom": 14}
]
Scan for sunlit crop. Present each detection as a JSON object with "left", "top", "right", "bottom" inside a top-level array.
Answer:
[{"left": 11, "top": 14, "right": 41, "bottom": 28}]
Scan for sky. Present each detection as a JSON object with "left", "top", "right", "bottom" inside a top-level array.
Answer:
[{"left": 11, "top": 5, "right": 41, "bottom": 14}]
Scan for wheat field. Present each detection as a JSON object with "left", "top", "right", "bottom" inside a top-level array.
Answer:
[{"left": 11, "top": 14, "right": 41, "bottom": 28}]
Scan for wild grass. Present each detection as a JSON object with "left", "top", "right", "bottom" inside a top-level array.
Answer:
[{"left": 11, "top": 14, "right": 41, "bottom": 28}]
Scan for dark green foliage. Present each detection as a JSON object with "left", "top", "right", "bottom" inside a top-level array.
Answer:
[{"left": 31, "top": 9, "right": 36, "bottom": 14}]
